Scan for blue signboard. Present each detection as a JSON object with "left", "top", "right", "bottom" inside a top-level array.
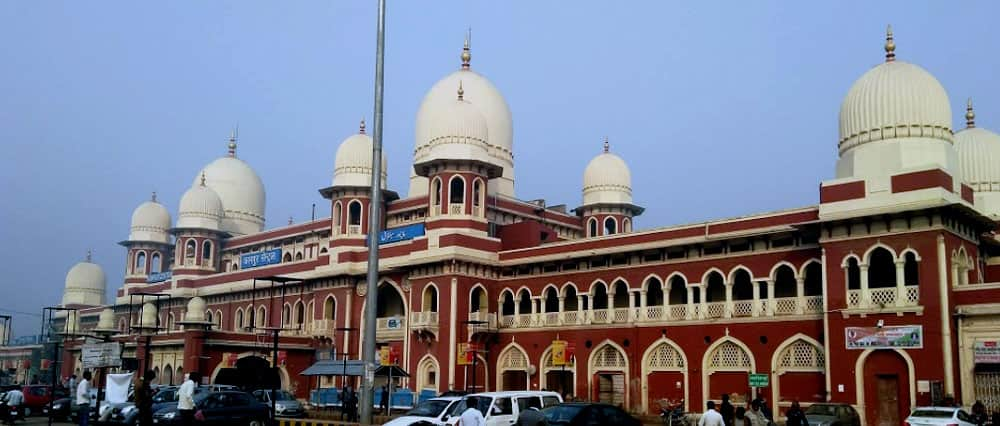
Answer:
[
  {"left": 379, "top": 223, "right": 425, "bottom": 245},
  {"left": 147, "top": 271, "right": 172, "bottom": 283},
  {"left": 241, "top": 248, "right": 282, "bottom": 269}
]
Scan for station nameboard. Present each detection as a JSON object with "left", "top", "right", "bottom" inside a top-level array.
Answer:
[
  {"left": 378, "top": 223, "right": 425, "bottom": 245},
  {"left": 240, "top": 249, "right": 282, "bottom": 269}
]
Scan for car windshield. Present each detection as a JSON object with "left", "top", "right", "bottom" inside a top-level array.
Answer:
[
  {"left": 448, "top": 396, "right": 492, "bottom": 417},
  {"left": 407, "top": 400, "right": 452, "bottom": 418},
  {"left": 805, "top": 405, "right": 839, "bottom": 416},
  {"left": 271, "top": 390, "right": 295, "bottom": 401},
  {"left": 911, "top": 410, "right": 954, "bottom": 418},
  {"left": 543, "top": 405, "right": 584, "bottom": 425}
]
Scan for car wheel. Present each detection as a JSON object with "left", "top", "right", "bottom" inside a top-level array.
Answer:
[
  {"left": 249, "top": 419, "right": 264, "bottom": 426},
  {"left": 23, "top": 407, "right": 31, "bottom": 417}
]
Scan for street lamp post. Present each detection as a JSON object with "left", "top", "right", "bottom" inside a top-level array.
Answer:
[
  {"left": 41, "top": 306, "right": 79, "bottom": 426},
  {"left": 462, "top": 320, "right": 488, "bottom": 392},
  {"left": 254, "top": 276, "right": 302, "bottom": 426}
]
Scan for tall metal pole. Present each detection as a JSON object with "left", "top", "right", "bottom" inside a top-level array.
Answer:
[{"left": 360, "top": 0, "right": 387, "bottom": 423}]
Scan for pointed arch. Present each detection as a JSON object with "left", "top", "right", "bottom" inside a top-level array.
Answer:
[
  {"left": 497, "top": 342, "right": 531, "bottom": 391},
  {"left": 540, "top": 343, "right": 577, "bottom": 396},
  {"left": 416, "top": 354, "right": 440, "bottom": 393},
  {"left": 863, "top": 243, "right": 898, "bottom": 264},
  {"left": 588, "top": 217, "right": 599, "bottom": 237},
  {"left": 589, "top": 279, "right": 608, "bottom": 297},
  {"left": 701, "top": 337, "right": 755, "bottom": 406},
  {"left": 448, "top": 174, "right": 467, "bottom": 206},
  {"left": 588, "top": 340, "right": 630, "bottom": 407},
  {"left": 641, "top": 337, "right": 689, "bottom": 413},
  {"left": 727, "top": 265, "right": 754, "bottom": 284},
  {"left": 422, "top": 282, "right": 440, "bottom": 313},
  {"left": 854, "top": 348, "right": 916, "bottom": 425},
  {"left": 470, "top": 283, "right": 489, "bottom": 313},
  {"left": 700, "top": 267, "right": 726, "bottom": 286},
  {"left": 323, "top": 295, "right": 337, "bottom": 321},
  {"left": 770, "top": 334, "right": 825, "bottom": 405},
  {"left": 798, "top": 259, "right": 822, "bottom": 277},
  {"left": 769, "top": 261, "right": 799, "bottom": 281},
  {"left": 234, "top": 308, "right": 244, "bottom": 330}
]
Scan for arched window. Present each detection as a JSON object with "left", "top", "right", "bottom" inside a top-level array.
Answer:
[
  {"left": 202, "top": 240, "right": 212, "bottom": 261},
  {"left": 423, "top": 285, "right": 439, "bottom": 313},
  {"left": 612, "top": 280, "right": 630, "bottom": 308},
  {"left": 705, "top": 271, "right": 726, "bottom": 302},
  {"left": 668, "top": 275, "right": 687, "bottom": 305},
  {"left": 449, "top": 176, "right": 466, "bottom": 205},
  {"left": 257, "top": 306, "right": 267, "bottom": 327},
  {"left": 592, "top": 282, "right": 609, "bottom": 310},
  {"left": 904, "top": 252, "right": 919, "bottom": 286},
  {"left": 470, "top": 286, "right": 487, "bottom": 313},
  {"left": 473, "top": 180, "right": 483, "bottom": 207},
  {"left": 588, "top": 218, "right": 598, "bottom": 237},
  {"left": 151, "top": 253, "right": 161, "bottom": 273},
  {"left": 432, "top": 178, "right": 443, "bottom": 207},
  {"left": 847, "top": 257, "right": 861, "bottom": 290},
  {"left": 544, "top": 287, "right": 559, "bottom": 313},
  {"left": 185, "top": 239, "right": 196, "bottom": 258},
  {"left": 205, "top": 311, "right": 213, "bottom": 325},
  {"left": 295, "top": 252, "right": 303, "bottom": 261},
  {"left": 294, "top": 301, "right": 305, "bottom": 326},
  {"left": 282, "top": 304, "right": 291, "bottom": 326},
  {"left": 502, "top": 291, "right": 515, "bottom": 316},
  {"left": 517, "top": 290, "right": 532, "bottom": 314},
  {"left": 324, "top": 296, "right": 336, "bottom": 321},
  {"left": 135, "top": 251, "right": 146, "bottom": 273},
  {"left": 645, "top": 277, "right": 664, "bottom": 306},
  {"left": 774, "top": 265, "right": 797, "bottom": 298},
  {"left": 623, "top": 218, "right": 632, "bottom": 233},
  {"left": 803, "top": 262, "right": 823, "bottom": 296},
  {"left": 604, "top": 217, "right": 617, "bottom": 235},
  {"left": 333, "top": 202, "right": 343, "bottom": 228},
  {"left": 868, "top": 247, "right": 896, "bottom": 289},
  {"left": 348, "top": 201, "right": 362, "bottom": 226},
  {"left": 283, "top": 253, "right": 292, "bottom": 262},
  {"left": 235, "top": 309, "right": 244, "bottom": 330},
  {"left": 564, "top": 286, "right": 579, "bottom": 311}
]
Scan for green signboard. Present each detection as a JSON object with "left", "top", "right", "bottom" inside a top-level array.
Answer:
[{"left": 749, "top": 373, "right": 769, "bottom": 387}]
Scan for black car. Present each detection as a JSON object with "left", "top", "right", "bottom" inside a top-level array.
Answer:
[
  {"left": 542, "top": 403, "right": 641, "bottom": 426},
  {"left": 152, "top": 391, "right": 269, "bottom": 425},
  {"left": 42, "top": 397, "right": 72, "bottom": 421}
]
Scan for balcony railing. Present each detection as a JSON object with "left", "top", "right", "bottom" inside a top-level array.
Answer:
[
  {"left": 376, "top": 316, "right": 406, "bottom": 340},
  {"left": 449, "top": 204, "right": 464, "bottom": 215},
  {"left": 705, "top": 302, "right": 725, "bottom": 319},
  {"left": 347, "top": 225, "right": 362, "bottom": 235},
  {"left": 410, "top": 311, "right": 439, "bottom": 328},
  {"left": 846, "top": 285, "right": 920, "bottom": 309},
  {"left": 732, "top": 300, "right": 754, "bottom": 317}
]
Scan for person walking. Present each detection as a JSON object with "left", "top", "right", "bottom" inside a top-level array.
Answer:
[
  {"left": 177, "top": 371, "right": 199, "bottom": 426},
  {"left": 744, "top": 401, "right": 768, "bottom": 426},
  {"left": 699, "top": 401, "right": 724, "bottom": 426},
  {"left": 784, "top": 401, "right": 807, "bottom": 426},
  {"left": 720, "top": 394, "right": 734, "bottom": 426},
  {"left": 459, "top": 403, "right": 485, "bottom": 426},
  {"left": 76, "top": 371, "right": 92, "bottom": 426},
  {"left": 68, "top": 374, "right": 78, "bottom": 402},
  {"left": 379, "top": 385, "right": 389, "bottom": 415},
  {"left": 135, "top": 370, "right": 156, "bottom": 426},
  {"left": 970, "top": 401, "right": 987, "bottom": 426},
  {"left": 733, "top": 407, "right": 747, "bottom": 426},
  {"left": 343, "top": 386, "right": 358, "bottom": 422},
  {"left": 516, "top": 398, "right": 548, "bottom": 426}
]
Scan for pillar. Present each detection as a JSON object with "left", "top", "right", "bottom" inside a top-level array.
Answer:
[
  {"left": 894, "top": 260, "right": 906, "bottom": 307},
  {"left": 795, "top": 278, "right": 806, "bottom": 315},
  {"left": 558, "top": 296, "right": 565, "bottom": 325},
  {"left": 699, "top": 285, "right": 707, "bottom": 319},
  {"left": 182, "top": 329, "right": 206, "bottom": 375},
  {"left": 766, "top": 280, "right": 775, "bottom": 316},
  {"left": 752, "top": 281, "right": 761, "bottom": 317},
  {"left": 724, "top": 281, "right": 733, "bottom": 318},
  {"left": 578, "top": 295, "right": 586, "bottom": 325},
  {"left": 685, "top": 287, "right": 694, "bottom": 320},
  {"left": 859, "top": 264, "right": 870, "bottom": 309}
]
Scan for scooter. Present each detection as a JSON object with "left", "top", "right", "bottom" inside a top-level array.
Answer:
[
  {"left": 659, "top": 399, "right": 688, "bottom": 426},
  {"left": 1, "top": 402, "right": 24, "bottom": 425}
]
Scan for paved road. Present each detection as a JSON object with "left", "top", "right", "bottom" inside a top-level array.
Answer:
[{"left": 10, "top": 416, "right": 76, "bottom": 425}]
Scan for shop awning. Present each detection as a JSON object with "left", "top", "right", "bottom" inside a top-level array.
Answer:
[
  {"left": 374, "top": 365, "right": 409, "bottom": 378},
  {"left": 300, "top": 359, "right": 366, "bottom": 376}
]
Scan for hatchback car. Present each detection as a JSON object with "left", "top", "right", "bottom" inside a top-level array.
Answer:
[
  {"left": 542, "top": 403, "right": 641, "bottom": 426},
  {"left": 152, "top": 390, "right": 269, "bottom": 425},
  {"left": 804, "top": 403, "right": 862, "bottom": 426},
  {"left": 252, "top": 389, "right": 305, "bottom": 418},
  {"left": 383, "top": 397, "right": 462, "bottom": 426},
  {"left": 905, "top": 407, "right": 977, "bottom": 426}
]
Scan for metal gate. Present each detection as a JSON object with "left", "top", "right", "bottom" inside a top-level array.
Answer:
[{"left": 975, "top": 373, "right": 1000, "bottom": 418}]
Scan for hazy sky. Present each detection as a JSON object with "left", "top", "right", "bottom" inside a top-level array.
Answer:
[{"left": 1, "top": 1, "right": 998, "bottom": 338}]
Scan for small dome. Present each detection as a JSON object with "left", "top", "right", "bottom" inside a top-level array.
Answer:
[
  {"left": 177, "top": 177, "right": 224, "bottom": 231},
  {"left": 128, "top": 194, "right": 171, "bottom": 243},
  {"left": 582, "top": 141, "right": 632, "bottom": 206},
  {"left": 138, "top": 303, "right": 158, "bottom": 329},
  {"left": 956, "top": 127, "right": 1000, "bottom": 190},
  {"left": 193, "top": 139, "right": 266, "bottom": 235},
  {"left": 414, "top": 83, "right": 491, "bottom": 165},
  {"left": 184, "top": 297, "right": 207, "bottom": 322},
  {"left": 62, "top": 255, "right": 107, "bottom": 306},
  {"left": 96, "top": 308, "right": 116, "bottom": 331},
  {"left": 332, "top": 120, "right": 388, "bottom": 188}
]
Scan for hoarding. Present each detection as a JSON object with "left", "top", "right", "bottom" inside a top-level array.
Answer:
[{"left": 845, "top": 325, "right": 923, "bottom": 349}]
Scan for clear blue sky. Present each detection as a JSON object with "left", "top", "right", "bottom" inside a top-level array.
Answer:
[{"left": 1, "top": 1, "right": 998, "bottom": 338}]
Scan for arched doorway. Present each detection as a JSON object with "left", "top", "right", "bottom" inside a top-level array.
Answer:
[
  {"left": 642, "top": 339, "right": 687, "bottom": 414},
  {"left": 540, "top": 345, "right": 575, "bottom": 398},
  {"left": 416, "top": 355, "right": 439, "bottom": 393},
  {"left": 703, "top": 339, "right": 754, "bottom": 405},
  {"left": 497, "top": 344, "right": 529, "bottom": 391},
  {"left": 858, "top": 349, "right": 913, "bottom": 426},
  {"left": 214, "top": 355, "right": 281, "bottom": 391},
  {"left": 771, "top": 336, "right": 825, "bottom": 410},
  {"left": 589, "top": 342, "right": 628, "bottom": 407}
]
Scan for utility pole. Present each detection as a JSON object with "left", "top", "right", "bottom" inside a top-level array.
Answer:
[{"left": 360, "top": 0, "right": 387, "bottom": 423}]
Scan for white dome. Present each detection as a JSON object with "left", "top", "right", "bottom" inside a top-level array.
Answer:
[
  {"left": 177, "top": 179, "right": 224, "bottom": 231},
  {"left": 414, "top": 84, "right": 491, "bottom": 165},
  {"left": 835, "top": 31, "right": 958, "bottom": 182},
  {"left": 582, "top": 144, "right": 632, "bottom": 206},
  {"left": 411, "top": 46, "right": 515, "bottom": 197},
  {"left": 332, "top": 122, "right": 387, "bottom": 188},
  {"left": 956, "top": 102, "right": 1000, "bottom": 217},
  {"left": 62, "top": 256, "right": 107, "bottom": 306},
  {"left": 184, "top": 297, "right": 207, "bottom": 322},
  {"left": 194, "top": 149, "right": 266, "bottom": 235},
  {"left": 138, "top": 302, "right": 158, "bottom": 329},
  {"left": 128, "top": 195, "right": 171, "bottom": 243},
  {"left": 96, "top": 308, "right": 116, "bottom": 331}
]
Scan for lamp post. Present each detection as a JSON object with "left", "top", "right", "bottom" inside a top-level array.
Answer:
[
  {"left": 40, "top": 306, "right": 79, "bottom": 426},
  {"left": 254, "top": 276, "right": 302, "bottom": 426},
  {"left": 462, "top": 320, "right": 488, "bottom": 392}
]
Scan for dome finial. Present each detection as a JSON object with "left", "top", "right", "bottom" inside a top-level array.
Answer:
[
  {"left": 461, "top": 28, "right": 472, "bottom": 70},
  {"left": 85, "top": 249, "right": 92, "bottom": 263},
  {"left": 151, "top": 191, "right": 157, "bottom": 202},
  {"left": 288, "top": 216, "right": 294, "bottom": 226},
  {"left": 884, "top": 24, "right": 896, "bottom": 62},
  {"left": 227, "top": 126, "right": 238, "bottom": 157},
  {"left": 966, "top": 98, "right": 976, "bottom": 128},
  {"left": 359, "top": 117, "right": 366, "bottom": 134},
  {"left": 457, "top": 80, "right": 465, "bottom": 101},
  {"left": 603, "top": 136, "right": 609, "bottom": 153},
  {"left": 200, "top": 171, "right": 207, "bottom": 186}
]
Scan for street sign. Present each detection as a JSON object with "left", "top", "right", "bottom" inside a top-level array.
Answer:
[
  {"left": 749, "top": 373, "right": 769, "bottom": 387},
  {"left": 81, "top": 342, "right": 122, "bottom": 369}
]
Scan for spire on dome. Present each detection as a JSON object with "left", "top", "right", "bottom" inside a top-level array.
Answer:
[
  {"left": 884, "top": 25, "right": 896, "bottom": 62},
  {"left": 966, "top": 98, "right": 976, "bottom": 128},
  {"left": 461, "top": 28, "right": 471, "bottom": 70},
  {"left": 151, "top": 191, "right": 157, "bottom": 202},
  {"left": 288, "top": 216, "right": 294, "bottom": 226},
  {"left": 200, "top": 171, "right": 207, "bottom": 186},
  {"left": 359, "top": 118, "right": 367, "bottom": 134},
  {"left": 85, "top": 249, "right": 92, "bottom": 263},
  {"left": 227, "top": 126, "right": 239, "bottom": 157},
  {"left": 457, "top": 81, "right": 465, "bottom": 101},
  {"left": 603, "top": 136, "right": 609, "bottom": 153}
]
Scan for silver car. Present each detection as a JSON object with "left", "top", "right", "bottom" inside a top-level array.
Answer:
[{"left": 252, "top": 389, "right": 305, "bottom": 418}]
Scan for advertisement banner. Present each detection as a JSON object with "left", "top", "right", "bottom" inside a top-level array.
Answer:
[
  {"left": 845, "top": 325, "right": 923, "bottom": 349},
  {"left": 552, "top": 340, "right": 569, "bottom": 366},
  {"left": 223, "top": 352, "right": 238, "bottom": 368},
  {"left": 379, "top": 347, "right": 391, "bottom": 366},
  {"left": 240, "top": 249, "right": 282, "bottom": 269},
  {"left": 457, "top": 343, "right": 473, "bottom": 366},
  {"left": 974, "top": 341, "right": 1000, "bottom": 364},
  {"left": 81, "top": 342, "right": 122, "bottom": 368},
  {"left": 146, "top": 271, "right": 172, "bottom": 284}
]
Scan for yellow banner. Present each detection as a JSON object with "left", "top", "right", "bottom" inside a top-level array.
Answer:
[
  {"left": 380, "top": 346, "right": 392, "bottom": 366},
  {"left": 552, "top": 340, "right": 568, "bottom": 366},
  {"left": 457, "top": 343, "right": 472, "bottom": 365}
]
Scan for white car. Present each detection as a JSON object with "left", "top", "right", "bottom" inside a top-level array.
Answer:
[
  {"left": 443, "top": 391, "right": 563, "bottom": 426},
  {"left": 905, "top": 407, "right": 977, "bottom": 426},
  {"left": 383, "top": 396, "right": 462, "bottom": 426}
]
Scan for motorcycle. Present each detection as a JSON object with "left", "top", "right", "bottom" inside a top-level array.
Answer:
[
  {"left": 659, "top": 398, "right": 688, "bottom": 426},
  {"left": 2, "top": 402, "right": 24, "bottom": 425}
]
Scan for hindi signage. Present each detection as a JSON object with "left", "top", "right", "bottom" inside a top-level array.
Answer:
[
  {"left": 749, "top": 373, "right": 769, "bottom": 387},
  {"left": 147, "top": 271, "right": 172, "bottom": 284},
  {"left": 552, "top": 340, "right": 573, "bottom": 366},
  {"left": 385, "top": 317, "right": 403, "bottom": 330},
  {"left": 81, "top": 342, "right": 122, "bottom": 369},
  {"left": 845, "top": 325, "right": 923, "bottom": 349},
  {"left": 975, "top": 341, "right": 1000, "bottom": 363},
  {"left": 240, "top": 249, "right": 282, "bottom": 269},
  {"left": 378, "top": 223, "right": 425, "bottom": 245},
  {"left": 457, "top": 343, "right": 478, "bottom": 366}
]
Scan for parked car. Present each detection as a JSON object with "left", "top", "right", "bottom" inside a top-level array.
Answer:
[
  {"left": 804, "top": 403, "right": 862, "bottom": 426},
  {"left": 251, "top": 389, "right": 305, "bottom": 418},
  {"left": 444, "top": 391, "right": 563, "bottom": 426},
  {"left": 383, "top": 396, "right": 462, "bottom": 426},
  {"left": 542, "top": 403, "right": 641, "bottom": 426},
  {"left": 41, "top": 397, "right": 72, "bottom": 421},
  {"left": 21, "top": 385, "right": 66, "bottom": 417},
  {"left": 152, "top": 391, "right": 270, "bottom": 425},
  {"left": 905, "top": 407, "right": 977, "bottom": 426}
]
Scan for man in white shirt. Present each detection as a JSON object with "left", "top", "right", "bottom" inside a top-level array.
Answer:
[
  {"left": 458, "top": 401, "right": 486, "bottom": 426},
  {"left": 699, "top": 401, "right": 724, "bottom": 426},
  {"left": 77, "top": 371, "right": 92, "bottom": 426},
  {"left": 177, "top": 371, "right": 200, "bottom": 426}
]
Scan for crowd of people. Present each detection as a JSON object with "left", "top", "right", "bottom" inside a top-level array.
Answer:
[{"left": 698, "top": 394, "right": 786, "bottom": 426}]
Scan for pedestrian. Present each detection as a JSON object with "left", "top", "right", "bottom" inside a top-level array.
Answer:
[
  {"left": 699, "top": 401, "right": 724, "bottom": 426},
  {"left": 459, "top": 401, "right": 486, "bottom": 426},
  {"left": 785, "top": 401, "right": 807, "bottom": 426},
  {"left": 734, "top": 407, "right": 747, "bottom": 426},
  {"left": 380, "top": 385, "right": 389, "bottom": 414},
  {"left": 343, "top": 386, "right": 358, "bottom": 422},
  {"left": 756, "top": 396, "right": 773, "bottom": 425},
  {"left": 178, "top": 371, "right": 199, "bottom": 426},
  {"left": 516, "top": 397, "right": 547, "bottom": 426},
  {"left": 4, "top": 386, "right": 24, "bottom": 424},
  {"left": 135, "top": 370, "right": 156, "bottom": 426},
  {"left": 68, "top": 374, "right": 78, "bottom": 402},
  {"left": 970, "top": 401, "right": 987, "bottom": 426},
  {"left": 77, "top": 371, "right": 92, "bottom": 426},
  {"left": 720, "top": 394, "right": 734, "bottom": 426},
  {"left": 744, "top": 401, "right": 768, "bottom": 426}
]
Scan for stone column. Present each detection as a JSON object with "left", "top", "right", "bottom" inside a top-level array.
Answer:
[
  {"left": 859, "top": 264, "right": 870, "bottom": 309},
  {"left": 766, "top": 280, "right": 776, "bottom": 316},
  {"left": 699, "top": 284, "right": 707, "bottom": 319},
  {"left": 558, "top": 296, "right": 565, "bottom": 325},
  {"left": 662, "top": 283, "right": 671, "bottom": 320},
  {"left": 577, "top": 295, "right": 586, "bottom": 325},
  {"left": 895, "top": 260, "right": 906, "bottom": 307},
  {"left": 752, "top": 281, "right": 761, "bottom": 317},
  {"left": 685, "top": 287, "right": 694, "bottom": 320},
  {"left": 796, "top": 278, "right": 806, "bottom": 314},
  {"left": 724, "top": 281, "right": 733, "bottom": 318}
]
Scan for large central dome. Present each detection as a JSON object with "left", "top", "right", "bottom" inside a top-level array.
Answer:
[
  {"left": 193, "top": 137, "right": 266, "bottom": 235},
  {"left": 410, "top": 39, "right": 515, "bottom": 197}
]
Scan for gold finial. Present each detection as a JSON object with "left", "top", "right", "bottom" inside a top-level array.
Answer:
[
  {"left": 884, "top": 25, "right": 896, "bottom": 62},
  {"left": 200, "top": 171, "right": 207, "bottom": 186},
  {"left": 85, "top": 249, "right": 92, "bottom": 263},
  {"left": 966, "top": 98, "right": 976, "bottom": 128},
  {"left": 288, "top": 216, "right": 294, "bottom": 226},
  {"left": 457, "top": 81, "right": 465, "bottom": 101},
  {"left": 461, "top": 28, "right": 471, "bottom": 70},
  {"left": 603, "top": 136, "right": 609, "bottom": 153},
  {"left": 151, "top": 191, "right": 157, "bottom": 202},
  {"left": 359, "top": 118, "right": 366, "bottom": 134},
  {"left": 227, "top": 127, "right": 238, "bottom": 157}
]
